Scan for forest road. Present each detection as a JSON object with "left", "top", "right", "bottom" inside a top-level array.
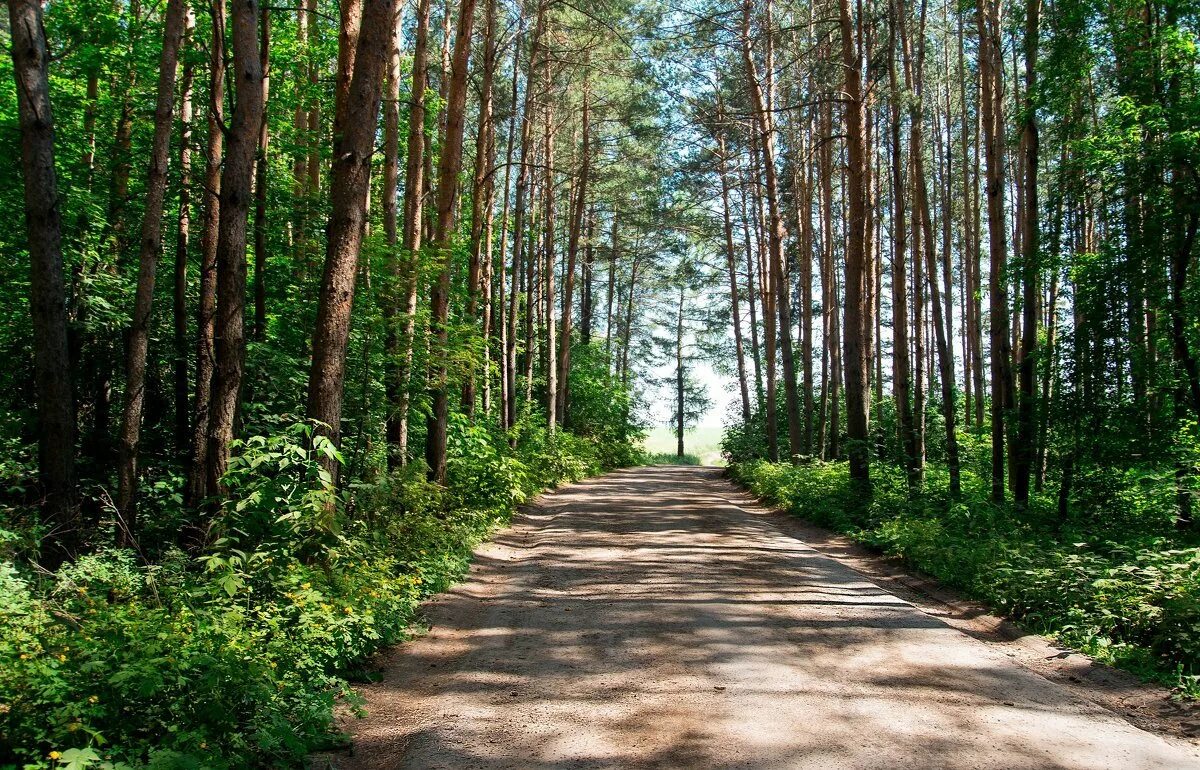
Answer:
[{"left": 331, "top": 465, "right": 1200, "bottom": 770}]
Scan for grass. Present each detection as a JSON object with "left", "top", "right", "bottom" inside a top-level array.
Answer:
[{"left": 642, "top": 425, "right": 725, "bottom": 466}]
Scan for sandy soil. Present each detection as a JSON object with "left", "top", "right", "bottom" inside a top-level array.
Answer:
[{"left": 328, "top": 465, "right": 1200, "bottom": 769}]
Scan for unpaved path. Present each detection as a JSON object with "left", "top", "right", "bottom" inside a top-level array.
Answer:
[{"left": 333, "top": 466, "right": 1200, "bottom": 769}]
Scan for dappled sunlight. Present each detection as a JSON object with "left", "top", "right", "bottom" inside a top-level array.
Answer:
[{"left": 332, "top": 467, "right": 1197, "bottom": 769}]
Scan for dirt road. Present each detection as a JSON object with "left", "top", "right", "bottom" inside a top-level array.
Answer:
[{"left": 333, "top": 466, "right": 1200, "bottom": 769}]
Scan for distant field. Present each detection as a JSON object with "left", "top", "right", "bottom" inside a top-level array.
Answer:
[{"left": 642, "top": 425, "right": 726, "bottom": 466}]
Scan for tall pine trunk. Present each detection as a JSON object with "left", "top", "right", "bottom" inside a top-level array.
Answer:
[
  {"left": 9, "top": 0, "right": 80, "bottom": 561},
  {"left": 838, "top": 0, "right": 871, "bottom": 482},
  {"left": 978, "top": 0, "right": 1014, "bottom": 501},
  {"left": 205, "top": 0, "right": 264, "bottom": 496},
  {"left": 558, "top": 80, "right": 589, "bottom": 426},
  {"left": 115, "top": 0, "right": 187, "bottom": 538},
  {"left": 307, "top": 0, "right": 402, "bottom": 481},
  {"left": 186, "top": 0, "right": 225, "bottom": 506},
  {"left": 1012, "top": 0, "right": 1040, "bottom": 504},
  {"left": 425, "top": 0, "right": 479, "bottom": 483},
  {"left": 174, "top": 8, "right": 197, "bottom": 457}
]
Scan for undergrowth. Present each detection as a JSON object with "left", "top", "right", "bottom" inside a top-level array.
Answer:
[{"left": 0, "top": 418, "right": 642, "bottom": 769}]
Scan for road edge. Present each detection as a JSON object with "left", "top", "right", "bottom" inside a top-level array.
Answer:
[{"left": 710, "top": 465, "right": 1200, "bottom": 749}]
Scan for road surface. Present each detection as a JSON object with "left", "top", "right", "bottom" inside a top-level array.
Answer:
[{"left": 333, "top": 465, "right": 1200, "bottom": 769}]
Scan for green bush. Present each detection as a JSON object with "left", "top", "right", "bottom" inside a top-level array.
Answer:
[
  {"left": 729, "top": 458, "right": 1200, "bottom": 697},
  {"left": 0, "top": 417, "right": 641, "bottom": 768}
]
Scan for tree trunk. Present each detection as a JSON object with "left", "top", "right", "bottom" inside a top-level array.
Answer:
[
  {"left": 107, "top": 0, "right": 142, "bottom": 260},
  {"left": 978, "top": 0, "right": 1014, "bottom": 501},
  {"left": 604, "top": 212, "right": 618, "bottom": 363},
  {"left": 888, "top": 0, "right": 918, "bottom": 486},
  {"left": 174, "top": 7, "right": 197, "bottom": 457},
  {"left": 382, "top": 0, "right": 403, "bottom": 467},
  {"left": 495, "top": 74, "right": 516, "bottom": 427},
  {"left": 252, "top": 7, "right": 271, "bottom": 341},
  {"left": 205, "top": 0, "right": 264, "bottom": 496},
  {"left": 9, "top": 0, "right": 80, "bottom": 561},
  {"left": 716, "top": 107, "right": 752, "bottom": 426},
  {"left": 307, "top": 0, "right": 402, "bottom": 482},
  {"left": 676, "top": 286, "right": 686, "bottom": 457},
  {"left": 558, "top": 79, "right": 589, "bottom": 426},
  {"left": 115, "top": 0, "right": 187, "bottom": 538},
  {"left": 581, "top": 208, "right": 595, "bottom": 346},
  {"left": 542, "top": 80, "right": 557, "bottom": 432},
  {"left": 796, "top": 112, "right": 815, "bottom": 452},
  {"left": 391, "top": 0, "right": 432, "bottom": 466},
  {"left": 500, "top": 31, "right": 521, "bottom": 430},
  {"left": 741, "top": 177, "right": 765, "bottom": 410},
  {"left": 425, "top": 0, "right": 480, "bottom": 483},
  {"left": 747, "top": 131, "right": 777, "bottom": 461},
  {"left": 291, "top": 0, "right": 310, "bottom": 249},
  {"left": 742, "top": 0, "right": 802, "bottom": 463},
  {"left": 1012, "top": 0, "right": 1040, "bottom": 504},
  {"left": 898, "top": 0, "right": 959, "bottom": 494},
  {"left": 510, "top": 3, "right": 546, "bottom": 426},
  {"left": 464, "top": 0, "right": 498, "bottom": 415},
  {"left": 186, "top": 0, "right": 225, "bottom": 506},
  {"left": 838, "top": 0, "right": 871, "bottom": 482}
]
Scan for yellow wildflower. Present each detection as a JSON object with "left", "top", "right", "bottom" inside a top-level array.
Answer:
[{"left": 48, "top": 751, "right": 61, "bottom": 760}]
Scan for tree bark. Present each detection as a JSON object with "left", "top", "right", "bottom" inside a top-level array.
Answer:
[
  {"left": 838, "top": 0, "right": 871, "bottom": 482},
  {"left": 307, "top": 0, "right": 402, "bottom": 482},
  {"left": 186, "top": 0, "right": 225, "bottom": 506},
  {"left": 742, "top": 0, "right": 802, "bottom": 463},
  {"left": 888, "top": 0, "right": 918, "bottom": 486},
  {"left": 716, "top": 105, "right": 753, "bottom": 426},
  {"left": 978, "top": 0, "right": 1014, "bottom": 501},
  {"left": 676, "top": 286, "right": 686, "bottom": 457},
  {"left": 391, "top": 0, "right": 432, "bottom": 466},
  {"left": 174, "top": 7, "right": 197, "bottom": 457},
  {"left": 509, "top": 2, "right": 546, "bottom": 426},
  {"left": 9, "top": 0, "right": 80, "bottom": 561},
  {"left": 500, "top": 31, "right": 521, "bottom": 430},
  {"left": 425, "top": 0, "right": 480, "bottom": 483},
  {"left": 115, "top": 0, "right": 187, "bottom": 538},
  {"left": 898, "top": 0, "right": 959, "bottom": 494},
  {"left": 252, "top": 7, "right": 271, "bottom": 341},
  {"left": 464, "top": 0, "right": 498, "bottom": 415},
  {"left": 205, "top": 0, "right": 264, "bottom": 496},
  {"left": 1012, "top": 0, "right": 1040, "bottom": 504},
  {"left": 381, "top": 0, "right": 403, "bottom": 463},
  {"left": 558, "top": 79, "right": 589, "bottom": 427},
  {"left": 542, "top": 75, "right": 558, "bottom": 433}
]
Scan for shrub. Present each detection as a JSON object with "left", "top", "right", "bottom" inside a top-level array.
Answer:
[{"left": 0, "top": 416, "right": 642, "bottom": 768}]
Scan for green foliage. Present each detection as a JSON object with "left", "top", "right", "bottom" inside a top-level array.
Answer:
[
  {"left": 729, "top": 458, "right": 1200, "bottom": 698},
  {"left": 0, "top": 417, "right": 641, "bottom": 768},
  {"left": 645, "top": 452, "right": 702, "bottom": 465}
]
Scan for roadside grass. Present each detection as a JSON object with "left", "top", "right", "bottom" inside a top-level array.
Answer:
[
  {"left": 645, "top": 452, "right": 702, "bottom": 465},
  {"left": 642, "top": 426, "right": 725, "bottom": 466},
  {"left": 0, "top": 423, "right": 642, "bottom": 768}
]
